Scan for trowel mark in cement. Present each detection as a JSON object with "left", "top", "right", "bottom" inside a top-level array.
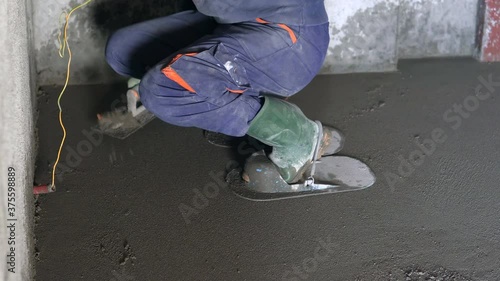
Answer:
[
  {"left": 356, "top": 266, "right": 473, "bottom": 281},
  {"left": 109, "top": 146, "right": 136, "bottom": 164},
  {"left": 403, "top": 267, "right": 473, "bottom": 281},
  {"left": 346, "top": 98, "right": 388, "bottom": 121},
  {"left": 119, "top": 240, "right": 136, "bottom": 266}
]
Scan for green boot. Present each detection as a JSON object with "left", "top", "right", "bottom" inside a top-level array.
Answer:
[
  {"left": 127, "top": 77, "right": 141, "bottom": 89},
  {"left": 247, "top": 96, "right": 342, "bottom": 183}
]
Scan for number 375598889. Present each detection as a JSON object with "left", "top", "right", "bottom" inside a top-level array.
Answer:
[{"left": 8, "top": 167, "right": 15, "bottom": 197}]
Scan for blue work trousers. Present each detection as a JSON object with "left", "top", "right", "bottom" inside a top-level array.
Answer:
[{"left": 106, "top": 8, "right": 329, "bottom": 136}]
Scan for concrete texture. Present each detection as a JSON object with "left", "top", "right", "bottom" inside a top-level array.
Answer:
[
  {"left": 34, "top": 59, "right": 500, "bottom": 281},
  {"left": 322, "top": 0, "right": 399, "bottom": 74},
  {"left": 0, "top": 0, "right": 36, "bottom": 280},
  {"left": 397, "top": 0, "right": 477, "bottom": 59},
  {"left": 32, "top": 0, "right": 180, "bottom": 86},
  {"left": 33, "top": 0, "right": 481, "bottom": 85}
]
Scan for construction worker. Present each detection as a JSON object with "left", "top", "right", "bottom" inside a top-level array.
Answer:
[{"left": 105, "top": 1, "right": 338, "bottom": 184}]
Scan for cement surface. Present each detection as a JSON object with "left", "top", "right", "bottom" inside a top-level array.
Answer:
[
  {"left": 34, "top": 59, "right": 500, "bottom": 281},
  {"left": 1, "top": 0, "right": 36, "bottom": 280}
]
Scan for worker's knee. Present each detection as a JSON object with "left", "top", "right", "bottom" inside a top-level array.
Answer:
[
  {"left": 137, "top": 70, "right": 162, "bottom": 116},
  {"left": 138, "top": 68, "right": 186, "bottom": 124},
  {"left": 105, "top": 29, "right": 132, "bottom": 77}
]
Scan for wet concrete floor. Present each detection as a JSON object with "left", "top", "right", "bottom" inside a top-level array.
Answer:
[{"left": 34, "top": 59, "right": 500, "bottom": 281}]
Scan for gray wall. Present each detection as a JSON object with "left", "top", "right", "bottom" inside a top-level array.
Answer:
[
  {"left": 0, "top": 0, "right": 36, "bottom": 280},
  {"left": 33, "top": 0, "right": 478, "bottom": 85},
  {"left": 397, "top": 0, "right": 478, "bottom": 59},
  {"left": 322, "top": 0, "right": 477, "bottom": 74},
  {"left": 33, "top": 0, "right": 180, "bottom": 85},
  {"left": 322, "top": 0, "right": 400, "bottom": 74}
]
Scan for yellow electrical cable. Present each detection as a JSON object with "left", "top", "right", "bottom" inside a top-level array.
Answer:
[{"left": 51, "top": 0, "right": 94, "bottom": 187}]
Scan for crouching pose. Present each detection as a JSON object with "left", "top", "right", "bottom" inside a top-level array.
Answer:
[{"left": 105, "top": 0, "right": 375, "bottom": 200}]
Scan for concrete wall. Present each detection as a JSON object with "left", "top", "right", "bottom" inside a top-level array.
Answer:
[
  {"left": 322, "top": 0, "right": 399, "bottom": 74},
  {"left": 0, "top": 0, "right": 36, "bottom": 280},
  {"left": 397, "top": 0, "right": 478, "bottom": 59},
  {"left": 33, "top": 0, "right": 479, "bottom": 85},
  {"left": 322, "top": 0, "right": 478, "bottom": 74},
  {"left": 33, "top": 0, "right": 180, "bottom": 86}
]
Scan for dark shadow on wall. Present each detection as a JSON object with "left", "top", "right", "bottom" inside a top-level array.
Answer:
[
  {"left": 89, "top": 0, "right": 216, "bottom": 81},
  {"left": 81, "top": 0, "right": 212, "bottom": 126},
  {"left": 90, "top": 0, "right": 196, "bottom": 32},
  {"left": 475, "top": 0, "right": 486, "bottom": 54}
]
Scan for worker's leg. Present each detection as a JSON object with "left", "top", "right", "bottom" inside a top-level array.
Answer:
[
  {"left": 211, "top": 21, "right": 329, "bottom": 98},
  {"left": 136, "top": 19, "right": 328, "bottom": 139},
  {"left": 139, "top": 59, "right": 262, "bottom": 137},
  {"left": 105, "top": 10, "right": 216, "bottom": 78}
]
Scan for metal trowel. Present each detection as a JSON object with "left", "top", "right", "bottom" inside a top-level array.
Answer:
[{"left": 97, "top": 84, "right": 156, "bottom": 139}]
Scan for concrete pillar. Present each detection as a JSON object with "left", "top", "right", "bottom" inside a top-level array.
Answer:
[
  {"left": 0, "top": 0, "right": 36, "bottom": 280},
  {"left": 477, "top": 0, "right": 500, "bottom": 61}
]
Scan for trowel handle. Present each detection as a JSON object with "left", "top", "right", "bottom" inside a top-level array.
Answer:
[{"left": 127, "top": 88, "right": 146, "bottom": 117}]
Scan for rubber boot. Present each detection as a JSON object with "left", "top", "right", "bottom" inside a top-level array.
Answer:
[{"left": 246, "top": 96, "right": 341, "bottom": 183}]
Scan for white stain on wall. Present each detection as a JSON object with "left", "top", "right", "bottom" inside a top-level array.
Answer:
[
  {"left": 398, "top": 0, "right": 477, "bottom": 58},
  {"left": 325, "top": 0, "right": 398, "bottom": 49},
  {"left": 322, "top": 0, "right": 399, "bottom": 74},
  {"left": 32, "top": 0, "right": 480, "bottom": 84}
]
